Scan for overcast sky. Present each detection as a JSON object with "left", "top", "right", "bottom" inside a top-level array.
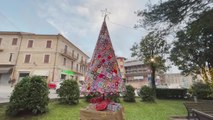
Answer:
[{"left": 0, "top": 0, "right": 180, "bottom": 73}]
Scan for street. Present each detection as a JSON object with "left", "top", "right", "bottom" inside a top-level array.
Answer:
[{"left": 0, "top": 85, "right": 58, "bottom": 103}]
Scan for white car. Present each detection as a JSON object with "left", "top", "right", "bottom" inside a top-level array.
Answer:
[{"left": 56, "top": 81, "right": 63, "bottom": 90}]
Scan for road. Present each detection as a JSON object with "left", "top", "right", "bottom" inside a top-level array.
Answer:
[{"left": 0, "top": 85, "right": 58, "bottom": 103}]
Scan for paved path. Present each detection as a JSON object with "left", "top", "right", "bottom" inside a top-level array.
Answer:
[{"left": 0, "top": 86, "right": 13, "bottom": 103}]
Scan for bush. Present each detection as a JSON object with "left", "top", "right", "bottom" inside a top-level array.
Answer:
[
  {"left": 57, "top": 79, "right": 80, "bottom": 104},
  {"left": 123, "top": 85, "right": 135, "bottom": 102},
  {"left": 156, "top": 88, "right": 187, "bottom": 99},
  {"left": 140, "top": 86, "right": 155, "bottom": 102},
  {"left": 189, "top": 82, "right": 213, "bottom": 99},
  {"left": 6, "top": 76, "right": 49, "bottom": 116}
]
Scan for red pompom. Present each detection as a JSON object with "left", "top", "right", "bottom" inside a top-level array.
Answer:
[
  {"left": 98, "top": 55, "right": 101, "bottom": 58},
  {"left": 102, "top": 59, "right": 105, "bottom": 63}
]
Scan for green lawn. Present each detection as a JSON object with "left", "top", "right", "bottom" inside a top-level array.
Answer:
[{"left": 0, "top": 98, "right": 187, "bottom": 120}]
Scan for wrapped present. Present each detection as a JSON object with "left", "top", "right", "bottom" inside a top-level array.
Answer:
[
  {"left": 96, "top": 99, "right": 110, "bottom": 111},
  {"left": 107, "top": 102, "right": 121, "bottom": 112}
]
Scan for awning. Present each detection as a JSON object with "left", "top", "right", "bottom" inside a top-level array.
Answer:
[
  {"left": 0, "top": 67, "right": 13, "bottom": 73},
  {"left": 32, "top": 70, "right": 49, "bottom": 76},
  {"left": 61, "top": 70, "right": 75, "bottom": 76}
]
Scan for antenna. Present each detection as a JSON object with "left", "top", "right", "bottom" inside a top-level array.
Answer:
[{"left": 101, "top": 8, "right": 111, "bottom": 21}]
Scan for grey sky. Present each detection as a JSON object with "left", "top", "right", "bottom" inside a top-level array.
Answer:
[{"left": 0, "top": 0, "right": 180, "bottom": 73}]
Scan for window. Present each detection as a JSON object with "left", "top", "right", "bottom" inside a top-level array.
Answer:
[
  {"left": 76, "top": 64, "right": 78, "bottom": 71},
  {"left": 77, "top": 53, "right": 79, "bottom": 59},
  {"left": 44, "top": 54, "right": 50, "bottom": 63},
  {"left": 46, "top": 40, "right": 52, "bottom": 48},
  {"left": 24, "top": 54, "right": 31, "bottom": 63},
  {"left": 64, "top": 45, "right": 67, "bottom": 54},
  {"left": 9, "top": 53, "right": 14, "bottom": 62},
  {"left": 72, "top": 50, "right": 74, "bottom": 57},
  {"left": 27, "top": 40, "right": 33, "bottom": 48},
  {"left": 0, "top": 38, "right": 2, "bottom": 45},
  {"left": 12, "top": 38, "right": 18, "bottom": 45},
  {"left": 81, "top": 56, "right": 83, "bottom": 61},
  {"left": 19, "top": 73, "right": 30, "bottom": 82},
  {"left": 61, "top": 74, "right": 66, "bottom": 80},
  {"left": 71, "top": 61, "right": 73, "bottom": 69},
  {"left": 63, "top": 58, "right": 66, "bottom": 65}
]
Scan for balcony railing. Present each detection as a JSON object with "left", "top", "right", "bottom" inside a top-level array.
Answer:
[
  {"left": 60, "top": 49, "right": 77, "bottom": 61},
  {"left": 80, "top": 59, "right": 87, "bottom": 65}
]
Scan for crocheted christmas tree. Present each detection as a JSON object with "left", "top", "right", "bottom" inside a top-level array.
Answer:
[{"left": 82, "top": 19, "right": 125, "bottom": 94}]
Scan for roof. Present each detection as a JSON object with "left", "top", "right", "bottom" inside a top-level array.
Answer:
[
  {"left": 116, "top": 56, "right": 126, "bottom": 60},
  {"left": 0, "top": 31, "right": 34, "bottom": 35}
]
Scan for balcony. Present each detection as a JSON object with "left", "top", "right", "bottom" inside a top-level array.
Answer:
[
  {"left": 80, "top": 59, "right": 87, "bottom": 65},
  {"left": 60, "top": 49, "right": 77, "bottom": 61},
  {"left": 125, "top": 71, "right": 150, "bottom": 77}
]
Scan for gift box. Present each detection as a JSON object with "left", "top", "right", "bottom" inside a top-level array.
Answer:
[{"left": 107, "top": 102, "right": 121, "bottom": 112}]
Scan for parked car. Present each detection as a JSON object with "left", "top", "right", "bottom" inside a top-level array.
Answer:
[
  {"left": 48, "top": 81, "right": 83, "bottom": 93},
  {"left": 56, "top": 81, "right": 63, "bottom": 90},
  {"left": 48, "top": 81, "right": 62, "bottom": 90},
  {"left": 48, "top": 82, "right": 57, "bottom": 89}
]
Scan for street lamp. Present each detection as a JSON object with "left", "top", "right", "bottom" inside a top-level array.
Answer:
[{"left": 150, "top": 57, "right": 156, "bottom": 98}]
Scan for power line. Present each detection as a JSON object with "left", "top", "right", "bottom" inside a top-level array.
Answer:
[
  {"left": 0, "top": 11, "right": 21, "bottom": 31},
  {"left": 107, "top": 19, "right": 144, "bottom": 32}
]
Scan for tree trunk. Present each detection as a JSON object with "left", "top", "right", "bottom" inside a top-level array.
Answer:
[{"left": 151, "top": 62, "right": 156, "bottom": 97}]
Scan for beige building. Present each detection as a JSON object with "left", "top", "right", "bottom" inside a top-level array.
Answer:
[
  {"left": 0, "top": 32, "right": 89, "bottom": 85},
  {"left": 124, "top": 59, "right": 151, "bottom": 89},
  {"left": 163, "top": 73, "right": 195, "bottom": 88},
  {"left": 116, "top": 57, "right": 126, "bottom": 79}
]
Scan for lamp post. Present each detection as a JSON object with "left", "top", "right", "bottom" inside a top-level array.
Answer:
[{"left": 150, "top": 57, "right": 156, "bottom": 98}]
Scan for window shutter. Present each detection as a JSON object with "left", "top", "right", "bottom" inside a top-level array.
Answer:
[
  {"left": 28, "top": 40, "right": 33, "bottom": 48},
  {"left": 44, "top": 55, "right": 50, "bottom": 63},
  {"left": 24, "top": 54, "right": 31, "bottom": 63},
  {"left": 46, "top": 40, "right": 52, "bottom": 48},
  {"left": 12, "top": 38, "right": 18, "bottom": 45}
]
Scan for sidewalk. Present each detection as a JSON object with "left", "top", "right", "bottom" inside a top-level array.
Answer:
[
  {"left": 0, "top": 86, "right": 84, "bottom": 104},
  {"left": 0, "top": 85, "right": 13, "bottom": 103},
  {"left": 0, "top": 86, "right": 59, "bottom": 103}
]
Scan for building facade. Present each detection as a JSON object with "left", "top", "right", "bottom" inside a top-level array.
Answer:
[
  {"left": 124, "top": 59, "right": 151, "bottom": 89},
  {"left": 116, "top": 57, "right": 126, "bottom": 79},
  {"left": 163, "top": 73, "right": 195, "bottom": 88},
  {"left": 0, "top": 32, "right": 89, "bottom": 85}
]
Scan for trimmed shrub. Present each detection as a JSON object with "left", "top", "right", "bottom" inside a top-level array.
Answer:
[
  {"left": 57, "top": 79, "right": 80, "bottom": 104},
  {"left": 189, "top": 82, "right": 213, "bottom": 100},
  {"left": 6, "top": 76, "right": 49, "bottom": 116},
  {"left": 123, "top": 85, "right": 135, "bottom": 102},
  {"left": 156, "top": 88, "right": 187, "bottom": 99},
  {"left": 27, "top": 76, "right": 49, "bottom": 114},
  {"left": 140, "top": 86, "right": 155, "bottom": 102}
]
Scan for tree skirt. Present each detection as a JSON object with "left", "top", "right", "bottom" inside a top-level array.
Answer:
[{"left": 80, "top": 104, "right": 124, "bottom": 120}]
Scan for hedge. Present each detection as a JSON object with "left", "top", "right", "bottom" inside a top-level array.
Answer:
[{"left": 156, "top": 88, "right": 187, "bottom": 99}]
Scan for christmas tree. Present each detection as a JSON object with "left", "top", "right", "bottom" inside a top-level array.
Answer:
[{"left": 82, "top": 18, "right": 125, "bottom": 95}]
